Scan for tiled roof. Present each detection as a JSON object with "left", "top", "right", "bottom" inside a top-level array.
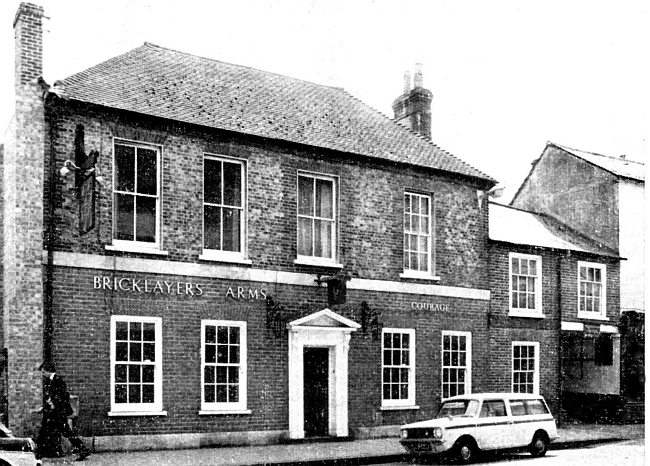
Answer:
[
  {"left": 489, "top": 202, "right": 619, "bottom": 257},
  {"left": 552, "top": 142, "right": 645, "bottom": 182},
  {"left": 58, "top": 43, "right": 493, "bottom": 183}
]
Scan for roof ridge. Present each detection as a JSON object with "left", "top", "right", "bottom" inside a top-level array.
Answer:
[{"left": 550, "top": 141, "right": 644, "bottom": 166}]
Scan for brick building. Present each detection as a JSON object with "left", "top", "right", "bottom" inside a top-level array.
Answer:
[
  {"left": 511, "top": 142, "right": 644, "bottom": 422},
  {"left": 4, "top": 2, "right": 614, "bottom": 453},
  {"left": 488, "top": 202, "right": 621, "bottom": 422}
]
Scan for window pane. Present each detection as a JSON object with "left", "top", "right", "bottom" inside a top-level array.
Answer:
[
  {"left": 204, "top": 205, "right": 222, "bottom": 250},
  {"left": 298, "top": 176, "right": 313, "bottom": 216},
  {"left": 222, "top": 208, "right": 241, "bottom": 252},
  {"left": 115, "top": 364, "right": 127, "bottom": 383},
  {"left": 143, "top": 343, "right": 155, "bottom": 362},
  {"left": 204, "top": 159, "right": 222, "bottom": 205},
  {"left": 142, "top": 365, "right": 154, "bottom": 383},
  {"left": 205, "top": 345, "right": 216, "bottom": 363},
  {"left": 223, "top": 162, "right": 242, "bottom": 207},
  {"left": 298, "top": 217, "right": 313, "bottom": 255},
  {"left": 314, "top": 219, "right": 332, "bottom": 258},
  {"left": 229, "top": 327, "right": 240, "bottom": 344},
  {"left": 128, "top": 385, "right": 141, "bottom": 403},
  {"left": 115, "top": 144, "right": 135, "bottom": 192},
  {"left": 142, "top": 384, "right": 154, "bottom": 403},
  {"left": 315, "top": 179, "right": 333, "bottom": 218},
  {"left": 143, "top": 323, "right": 155, "bottom": 341},
  {"left": 128, "top": 365, "right": 141, "bottom": 383},
  {"left": 136, "top": 148, "right": 157, "bottom": 195},
  {"left": 135, "top": 196, "right": 156, "bottom": 243},
  {"left": 205, "top": 326, "right": 216, "bottom": 344},
  {"left": 116, "top": 342, "right": 128, "bottom": 361},
  {"left": 115, "top": 384, "right": 127, "bottom": 403},
  {"left": 115, "top": 194, "right": 134, "bottom": 241},
  {"left": 129, "top": 343, "right": 142, "bottom": 362}
]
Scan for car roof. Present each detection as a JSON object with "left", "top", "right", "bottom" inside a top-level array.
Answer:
[{"left": 444, "top": 392, "right": 545, "bottom": 402}]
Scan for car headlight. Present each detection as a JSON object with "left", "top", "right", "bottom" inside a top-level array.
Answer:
[
  {"left": 401, "top": 429, "right": 408, "bottom": 439},
  {"left": 433, "top": 427, "right": 443, "bottom": 439}
]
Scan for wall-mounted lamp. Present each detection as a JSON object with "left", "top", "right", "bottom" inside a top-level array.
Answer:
[{"left": 60, "top": 159, "right": 103, "bottom": 184}]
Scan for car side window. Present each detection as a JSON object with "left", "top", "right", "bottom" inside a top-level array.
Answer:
[
  {"left": 509, "top": 400, "right": 526, "bottom": 416},
  {"left": 479, "top": 400, "right": 507, "bottom": 417},
  {"left": 524, "top": 399, "right": 549, "bottom": 415}
]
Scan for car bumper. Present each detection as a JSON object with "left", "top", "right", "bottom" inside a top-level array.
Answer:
[{"left": 400, "top": 439, "right": 450, "bottom": 455}]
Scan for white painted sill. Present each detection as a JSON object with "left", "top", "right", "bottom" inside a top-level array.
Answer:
[
  {"left": 199, "top": 410, "right": 252, "bottom": 415},
  {"left": 294, "top": 257, "right": 343, "bottom": 268},
  {"left": 108, "top": 411, "right": 168, "bottom": 417},
  {"left": 380, "top": 405, "right": 420, "bottom": 411},
  {"left": 576, "top": 314, "right": 610, "bottom": 321},
  {"left": 106, "top": 244, "right": 169, "bottom": 256},
  {"left": 508, "top": 311, "right": 545, "bottom": 319},
  {"left": 198, "top": 253, "right": 252, "bottom": 265},
  {"left": 399, "top": 272, "right": 441, "bottom": 281}
]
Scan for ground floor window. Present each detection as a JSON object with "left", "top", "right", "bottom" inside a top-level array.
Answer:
[
  {"left": 441, "top": 331, "right": 471, "bottom": 399},
  {"left": 110, "top": 316, "right": 163, "bottom": 413},
  {"left": 512, "top": 341, "right": 539, "bottom": 394},
  {"left": 382, "top": 328, "right": 415, "bottom": 407},
  {"left": 201, "top": 320, "right": 247, "bottom": 412}
]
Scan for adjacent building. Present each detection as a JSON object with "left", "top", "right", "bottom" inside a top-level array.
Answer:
[{"left": 511, "top": 142, "right": 645, "bottom": 422}]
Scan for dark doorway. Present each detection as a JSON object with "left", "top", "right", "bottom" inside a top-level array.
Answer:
[{"left": 303, "top": 347, "right": 329, "bottom": 437}]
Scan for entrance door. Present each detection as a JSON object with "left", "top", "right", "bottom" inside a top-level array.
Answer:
[{"left": 303, "top": 347, "right": 329, "bottom": 436}]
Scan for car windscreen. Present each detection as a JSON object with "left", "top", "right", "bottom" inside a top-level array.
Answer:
[{"left": 436, "top": 399, "right": 480, "bottom": 418}]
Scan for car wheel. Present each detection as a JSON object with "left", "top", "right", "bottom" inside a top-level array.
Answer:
[
  {"left": 453, "top": 438, "right": 475, "bottom": 464},
  {"left": 529, "top": 432, "right": 549, "bottom": 457}
]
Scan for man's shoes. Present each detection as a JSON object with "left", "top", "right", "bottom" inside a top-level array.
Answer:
[{"left": 75, "top": 447, "right": 90, "bottom": 461}]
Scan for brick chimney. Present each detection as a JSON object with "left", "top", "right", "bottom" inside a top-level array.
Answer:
[
  {"left": 13, "top": 3, "right": 44, "bottom": 89},
  {"left": 3, "top": 2, "right": 46, "bottom": 436},
  {"left": 392, "top": 63, "right": 433, "bottom": 139}
]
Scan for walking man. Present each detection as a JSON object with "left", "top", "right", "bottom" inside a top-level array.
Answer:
[{"left": 35, "top": 362, "right": 90, "bottom": 462}]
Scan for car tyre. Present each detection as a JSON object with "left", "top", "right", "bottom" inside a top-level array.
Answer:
[
  {"left": 529, "top": 432, "right": 549, "bottom": 457},
  {"left": 453, "top": 438, "right": 475, "bottom": 464}
]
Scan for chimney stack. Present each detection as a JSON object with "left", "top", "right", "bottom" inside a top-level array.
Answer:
[
  {"left": 391, "top": 64, "right": 433, "bottom": 139},
  {"left": 14, "top": 2, "right": 44, "bottom": 89}
]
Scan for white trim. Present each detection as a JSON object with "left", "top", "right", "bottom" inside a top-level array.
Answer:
[
  {"left": 577, "top": 261, "right": 607, "bottom": 320},
  {"left": 202, "top": 155, "right": 248, "bottom": 261},
  {"left": 511, "top": 341, "right": 540, "bottom": 395},
  {"left": 381, "top": 328, "right": 416, "bottom": 408},
  {"left": 403, "top": 191, "right": 434, "bottom": 276},
  {"left": 296, "top": 171, "right": 339, "bottom": 263},
  {"left": 107, "top": 411, "right": 167, "bottom": 417},
  {"left": 198, "top": 410, "right": 252, "bottom": 415},
  {"left": 441, "top": 330, "right": 472, "bottom": 400},
  {"left": 508, "top": 253, "right": 543, "bottom": 316},
  {"left": 48, "top": 252, "right": 491, "bottom": 300},
  {"left": 600, "top": 324, "right": 619, "bottom": 334},
  {"left": 200, "top": 320, "right": 247, "bottom": 413},
  {"left": 288, "top": 309, "right": 361, "bottom": 329},
  {"left": 105, "top": 244, "right": 169, "bottom": 256},
  {"left": 199, "top": 252, "right": 252, "bottom": 265},
  {"left": 287, "top": 309, "right": 357, "bottom": 439},
  {"left": 561, "top": 321, "right": 584, "bottom": 331},
  {"left": 379, "top": 405, "right": 420, "bottom": 411},
  {"left": 399, "top": 271, "right": 441, "bottom": 281},
  {"left": 110, "top": 316, "right": 163, "bottom": 414},
  {"left": 112, "top": 139, "right": 163, "bottom": 250}
]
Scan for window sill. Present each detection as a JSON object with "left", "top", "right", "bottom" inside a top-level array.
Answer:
[
  {"left": 199, "top": 253, "right": 252, "bottom": 265},
  {"left": 399, "top": 272, "right": 440, "bottom": 281},
  {"left": 577, "top": 314, "right": 609, "bottom": 321},
  {"left": 108, "top": 411, "right": 168, "bottom": 417},
  {"left": 199, "top": 409, "right": 252, "bottom": 415},
  {"left": 106, "top": 244, "right": 169, "bottom": 256},
  {"left": 508, "top": 311, "right": 545, "bottom": 319},
  {"left": 294, "top": 257, "right": 343, "bottom": 268},
  {"left": 380, "top": 405, "right": 420, "bottom": 411}
]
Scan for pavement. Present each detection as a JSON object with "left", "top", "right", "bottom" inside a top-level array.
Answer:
[{"left": 44, "top": 423, "right": 644, "bottom": 466}]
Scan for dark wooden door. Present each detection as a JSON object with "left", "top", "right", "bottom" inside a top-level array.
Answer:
[{"left": 303, "top": 347, "right": 329, "bottom": 436}]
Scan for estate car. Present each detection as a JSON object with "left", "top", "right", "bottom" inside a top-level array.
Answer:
[{"left": 399, "top": 393, "right": 558, "bottom": 464}]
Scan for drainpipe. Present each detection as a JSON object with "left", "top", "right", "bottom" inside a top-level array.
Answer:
[{"left": 556, "top": 254, "right": 564, "bottom": 427}]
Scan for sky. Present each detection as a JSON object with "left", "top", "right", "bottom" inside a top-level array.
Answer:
[{"left": 1, "top": 0, "right": 648, "bottom": 201}]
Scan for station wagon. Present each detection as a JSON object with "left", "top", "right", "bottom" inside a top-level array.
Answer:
[{"left": 399, "top": 393, "right": 558, "bottom": 464}]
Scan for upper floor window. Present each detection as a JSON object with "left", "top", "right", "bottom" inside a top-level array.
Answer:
[
  {"left": 202, "top": 156, "right": 247, "bottom": 262},
  {"left": 297, "top": 172, "right": 338, "bottom": 265},
  {"left": 113, "top": 141, "right": 161, "bottom": 250},
  {"left": 578, "top": 262, "right": 607, "bottom": 319},
  {"left": 403, "top": 192, "right": 433, "bottom": 278},
  {"left": 442, "top": 331, "right": 471, "bottom": 399},
  {"left": 110, "top": 316, "right": 163, "bottom": 415},
  {"left": 509, "top": 253, "right": 543, "bottom": 317},
  {"left": 382, "top": 328, "right": 415, "bottom": 408},
  {"left": 201, "top": 320, "right": 248, "bottom": 413}
]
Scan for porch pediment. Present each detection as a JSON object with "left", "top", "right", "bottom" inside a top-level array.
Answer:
[{"left": 287, "top": 308, "right": 360, "bottom": 330}]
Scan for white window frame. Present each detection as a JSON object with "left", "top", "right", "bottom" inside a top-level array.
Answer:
[
  {"left": 381, "top": 328, "right": 416, "bottom": 408},
  {"left": 109, "top": 138, "right": 164, "bottom": 255},
  {"left": 199, "top": 155, "right": 250, "bottom": 264},
  {"left": 577, "top": 261, "right": 607, "bottom": 320},
  {"left": 109, "top": 316, "right": 164, "bottom": 416},
  {"left": 509, "top": 253, "right": 543, "bottom": 317},
  {"left": 401, "top": 191, "right": 438, "bottom": 280},
  {"left": 200, "top": 320, "right": 248, "bottom": 414},
  {"left": 441, "top": 331, "right": 472, "bottom": 400},
  {"left": 512, "top": 341, "right": 540, "bottom": 394},
  {"left": 295, "top": 171, "right": 340, "bottom": 267}
]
